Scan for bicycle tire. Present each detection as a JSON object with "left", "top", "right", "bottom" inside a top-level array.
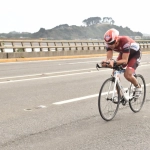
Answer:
[
  {"left": 129, "top": 74, "right": 146, "bottom": 112},
  {"left": 98, "top": 77, "right": 120, "bottom": 121}
]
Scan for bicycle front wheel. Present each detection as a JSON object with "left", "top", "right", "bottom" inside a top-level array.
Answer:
[
  {"left": 98, "top": 77, "right": 120, "bottom": 121},
  {"left": 129, "top": 74, "right": 146, "bottom": 112}
]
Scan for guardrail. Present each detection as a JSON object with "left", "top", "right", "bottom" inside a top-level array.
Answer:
[
  {"left": 0, "top": 40, "right": 106, "bottom": 52},
  {"left": 0, "top": 40, "right": 150, "bottom": 58}
]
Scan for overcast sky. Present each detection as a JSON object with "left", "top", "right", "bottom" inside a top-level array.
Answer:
[{"left": 0, "top": 0, "right": 149, "bottom": 34}]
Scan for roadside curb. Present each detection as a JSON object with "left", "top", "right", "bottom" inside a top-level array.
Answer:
[
  {"left": 0, "top": 54, "right": 107, "bottom": 63},
  {"left": 0, "top": 51, "right": 150, "bottom": 63}
]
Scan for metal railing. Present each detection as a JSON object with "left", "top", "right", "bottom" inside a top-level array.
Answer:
[
  {"left": 0, "top": 40, "right": 150, "bottom": 52},
  {"left": 0, "top": 40, "right": 107, "bottom": 52},
  {"left": 0, "top": 40, "right": 150, "bottom": 59}
]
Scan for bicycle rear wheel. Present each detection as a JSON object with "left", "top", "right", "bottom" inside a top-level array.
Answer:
[
  {"left": 98, "top": 77, "right": 120, "bottom": 121},
  {"left": 129, "top": 74, "right": 146, "bottom": 112}
]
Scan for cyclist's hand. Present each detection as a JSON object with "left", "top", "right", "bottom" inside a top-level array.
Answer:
[
  {"left": 100, "top": 60, "right": 115, "bottom": 68},
  {"left": 101, "top": 61, "right": 108, "bottom": 67},
  {"left": 108, "top": 59, "right": 115, "bottom": 68}
]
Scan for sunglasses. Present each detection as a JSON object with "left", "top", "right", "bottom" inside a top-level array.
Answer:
[{"left": 107, "top": 40, "right": 116, "bottom": 45}]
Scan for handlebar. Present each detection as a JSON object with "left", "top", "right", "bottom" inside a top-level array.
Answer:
[{"left": 96, "top": 63, "right": 125, "bottom": 71}]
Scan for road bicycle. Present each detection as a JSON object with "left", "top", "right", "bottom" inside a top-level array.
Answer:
[{"left": 96, "top": 62, "right": 146, "bottom": 121}]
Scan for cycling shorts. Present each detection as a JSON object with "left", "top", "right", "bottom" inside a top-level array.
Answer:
[{"left": 117, "top": 50, "right": 141, "bottom": 70}]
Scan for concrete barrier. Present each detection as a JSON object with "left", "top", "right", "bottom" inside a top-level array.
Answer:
[
  {"left": 6, "top": 49, "right": 107, "bottom": 58},
  {"left": 0, "top": 40, "right": 150, "bottom": 60}
]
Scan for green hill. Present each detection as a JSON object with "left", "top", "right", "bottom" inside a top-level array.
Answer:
[{"left": 0, "top": 24, "right": 143, "bottom": 40}]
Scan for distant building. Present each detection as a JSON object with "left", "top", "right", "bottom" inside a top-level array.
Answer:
[
  {"left": 9, "top": 31, "right": 20, "bottom": 34},
  {"left": 134, "top": 36, "right": 142, "bottom": 40},
  {"left": 129, "top": 36, "right": 142, "bottom": 40}
]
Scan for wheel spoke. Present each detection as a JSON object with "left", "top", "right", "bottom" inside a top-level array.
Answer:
[
  {"left": 98, "top": 78, "right": 120, "bottom": 121},
  {"left": 129, "top": 74, "right": 146, "bottom": 112}
]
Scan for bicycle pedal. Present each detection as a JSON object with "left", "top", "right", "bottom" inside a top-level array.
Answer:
[
  {"left": 122, "top": 101, "right": 126, "bottom": 106},
  {"left": 120, "top": 98, "right": 126, "bottom": 106}
]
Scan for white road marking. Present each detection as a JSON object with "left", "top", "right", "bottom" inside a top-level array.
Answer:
[
  {"left": 139, "top": 64, "right": 150, "bottom": 67},
  {"left": 36, "top": 105, "right": 47, "bottom": 109},
  {"left": 53, "top": 83, "right": 150, "bottom": 105},
  {"left": 0, "top": 63, "right": 149, "bottom": 84},
  {"left": 0, "top": 69, "right": 108, "bottom": 84},
  {"left": 67, "top": 60, "right": 99, "bottom": 64},
  {"left": 0, "top": 68, "right": 96, "bottom": 79},
  {"left": 0, "top": 61, "right": 148, "bottom": 80},
  {"left": 53, "top": 94, "right": 99, "bottom": 105}
]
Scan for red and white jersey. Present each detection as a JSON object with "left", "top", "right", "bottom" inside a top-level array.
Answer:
[{"left": 106, "top": 36, "right": 140, "bottom": 55}]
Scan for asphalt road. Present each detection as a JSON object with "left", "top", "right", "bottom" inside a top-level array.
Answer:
[{"left": 0, "top": 54, "right": 150, "bottom": 150}]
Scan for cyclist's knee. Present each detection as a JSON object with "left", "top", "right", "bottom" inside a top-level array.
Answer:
[
  {"left": 124, "top": 69, "right": 133, "bottom": 80},
  {"left": 124, "top": 73, "right": 132, "bottom": 80}
]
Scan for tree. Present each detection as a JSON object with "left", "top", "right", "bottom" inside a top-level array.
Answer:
[
  {"left": 107, "top": 17, "right": 112, "bottom": 23},
  {"left": 110, "top": 19, "right": 115, "bottom": 25},
  {"left": 82, "top": 17, "right": 101, "bottom": 26},
  {"left": 82, "top": 19, "right": 90, "bottom": 26},
  {"left": 102, "top": 17, "right": 115, "bottom": 24},
  {"left": 102, "top": 17, "right": 108, "bottom": 23}
]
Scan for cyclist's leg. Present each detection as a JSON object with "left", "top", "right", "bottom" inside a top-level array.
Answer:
[
  {"left": 124, "top": 65, "right": 138, "bottom": 86},
  {"left": 124, "top": 50, "right": 141, "bottom": 87},
  {"left": 124, "top": 50, "right": 142, "bottom": 98}
]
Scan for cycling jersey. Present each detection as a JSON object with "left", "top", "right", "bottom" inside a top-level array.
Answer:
[
  {"left": 106, "top": 36, "right": 141, "bottom": 70},
  {"left": 106, "top": 36, "right": 140, "bottom": 54}
]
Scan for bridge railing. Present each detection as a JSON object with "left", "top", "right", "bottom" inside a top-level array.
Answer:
[
  {"left": 0, "top": 40, "right": 150, "bottom": 58},
  {"left": 0, "top": 40, "right": 150, "bottom": 52},
  {"left": 0, "top": 40, "right": 107, "bottom": 52}
]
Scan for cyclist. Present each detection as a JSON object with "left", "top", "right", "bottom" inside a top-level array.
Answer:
[{"left": 102, "top": 28, "right": 142, "bottom": 98}]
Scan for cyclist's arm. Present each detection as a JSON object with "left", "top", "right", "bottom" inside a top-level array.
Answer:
[
  {"left": 106, "top": 50, "right": 113, "bottom": 61},
  {"left": 115, "top": 42, "right": 130, "bottom": 65},
  {"left": 100, "top": 50, "right": 113, "bottom": 67},
  {"left": 116, "top": 53, "right": 129, "bottom": 65}
]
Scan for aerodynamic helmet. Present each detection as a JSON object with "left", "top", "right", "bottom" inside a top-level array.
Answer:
[{"left": 104, "top": 28, "right": 119, "bottom": 45}]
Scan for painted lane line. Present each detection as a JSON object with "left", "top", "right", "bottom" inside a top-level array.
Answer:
[
  {"left": 146, "top": 83, "right": 150, "bottom": 86},
  {"left": 0, "top": 70, "right": 108, "bottom": 84},
  {"left": 0, "top": 68, "right": 96, "bottom": 80},
  {"left": 53, "top": 90, "right": 122, "bottom": 105},
  {"left": 0, "top": 61, "right": 149, "bottom": 80},
  {"left": 0, "top": 63, "right": 149, "bottom": 84},
  {"left": 68, "top": 61, "right": 150, "bottom": 65},
  {"left": 67, "top": 61, "right": 99, "bottom": 64},
  {"left": 139, "top": 64, "right": 150, "bottom": 67},
  {"left": 53, "top": 83, "right": 150, "bottom": 105},
  {"left": 53, "top": 94, "right": 99, "bottom": 105}
]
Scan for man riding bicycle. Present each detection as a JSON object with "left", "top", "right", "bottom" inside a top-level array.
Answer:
[{"left": 102, "top": 28, "right": 142, "bottom": 98}]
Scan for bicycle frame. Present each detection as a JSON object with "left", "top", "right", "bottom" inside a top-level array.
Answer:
[
  {"left": 96, "top": 63, "right": 136, "bottom": 103},
  {"left": 97, "top": 62, "right": 146, "bottom": 121},
  {"left": 111, "top": 69, "right": 133, "bottom": 102}
]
